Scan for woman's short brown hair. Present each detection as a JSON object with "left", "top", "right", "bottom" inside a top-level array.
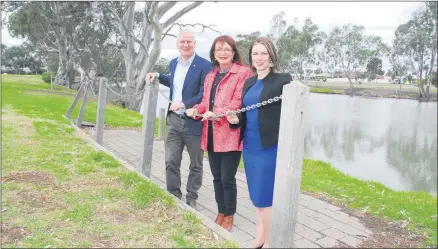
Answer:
[
  {"left": 209, "top": 35, "right": 243, "bottom": 67},
  {"left": 248, "top": 37, "right": 278, "bottom": 73}
]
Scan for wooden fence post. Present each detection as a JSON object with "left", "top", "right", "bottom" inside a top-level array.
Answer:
[
  {"left": 66, "top": 83, "right": 85, "bottom": 118},
  {"left": 95, "top": 78, "right": 107, "bottom": 145},
  {"left": 139, "top": 79, "right": 159, "bottom": 177},
  {"left": 158, "top": 108, "right": 166, "bottom": 140},
  {"left": 76, "top": 82, "right": 91, "bottom": 127},
  {"left": 270, "top": 81, "right": 310, "bottom": 248}
]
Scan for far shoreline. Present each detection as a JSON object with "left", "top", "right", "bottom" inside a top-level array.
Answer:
[{"left": 306, "top": 82, "right": 438, "bottom": 102}]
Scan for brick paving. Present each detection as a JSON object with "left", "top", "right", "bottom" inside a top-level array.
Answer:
[{"left": 98, "top": 129, "right": 372, "bottom": 248}]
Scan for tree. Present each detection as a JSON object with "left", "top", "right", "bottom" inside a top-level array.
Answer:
[
  {"left": 100, "top": 2, "right": 214, "bottom": 110},
  {"left": 7, "top": 2, "right": 94, "bottom": 88},
  {"left": 366, "top": 57, "right": 383, "bottom": 81},
  {"left": 235, "top": 31, "right": 262, "bottom": 65},
  {"left": 235, "top": 12, "right": 287, "bottom": 68},
  {"left": 267, "top": 11, "right": 287, "bottom": 46},
  {"left": 324, "top": 24, "right": 386, "bottom": 94},
  {"left": 424, "top": 1, "right": 437, "bottom": 96},
  {"left": 2, "top": 44, "right": 44, "bottom": 74},
  {"left": 277, "top": 18, "right": 326, "bottom": 79},
  {"left": 392, "top": 2, "right": 436, "bottom": 98},
  {"left": 388, "top": 47, "right": 408, "bottom": 81},
  {"left": 153, "top": 57, "right": 170, "bottom": 75}
]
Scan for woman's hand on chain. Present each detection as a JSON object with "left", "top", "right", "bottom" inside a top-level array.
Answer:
[
  {"left": 185, "top": 108, "right": 198, "bottom": 118},
  {"left": 226, "top": 113, "right": 239, "bottom": 124}
]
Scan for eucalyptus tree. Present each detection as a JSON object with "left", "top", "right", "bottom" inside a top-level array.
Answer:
[
  {"left": 98, "top": 2, "right": 214, "bottom": 110},
  {"left": 324, "top": 24, "right": 386, "bottom": 93},
  {"left": 7, "top": 2, "right": 94, "bottom": 88},
  {"left": 392, "top": 2, "right": 437, "bottom": 98},
  {"left": 276, "top": 18, "right": 326, "bottom": 79}
]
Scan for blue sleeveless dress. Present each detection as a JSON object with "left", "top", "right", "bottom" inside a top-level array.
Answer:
[{"left": 242, "top": 79, "right": 278, "bottom": 208}]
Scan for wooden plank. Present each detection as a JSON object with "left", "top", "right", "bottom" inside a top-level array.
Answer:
[
  {"left": 158, "top": 108, "right": 166, "bottom": 140},
  {"left": 95, "top": 78, "right": 108, "bottom": 145},
  {"left": 139, "top": 79, "right": 158, "bottom": 177},
  {"left": 270, "top": 81, "right": 310, "bottom": 248},
  {"left": 76, "top": 82, "right": 91, "bottom": 127},
  {"left": 65, "top": 83, "right": 84, "bottom": 118}
]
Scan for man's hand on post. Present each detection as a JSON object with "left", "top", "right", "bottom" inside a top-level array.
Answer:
[{"left": 145, "top": 72, "right": 157, "bottom": 85}]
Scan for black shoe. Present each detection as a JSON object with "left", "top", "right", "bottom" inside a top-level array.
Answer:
[
  {"left": 255, "top": 242, "right": 264, "bottom": 249},
  {"left": 186, "top": 199, "right": 197, "bottom": 209}
]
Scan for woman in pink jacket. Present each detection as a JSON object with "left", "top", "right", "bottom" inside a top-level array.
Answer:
[{"left": 186, "top": 35, "right": 252, "bottom": 232}]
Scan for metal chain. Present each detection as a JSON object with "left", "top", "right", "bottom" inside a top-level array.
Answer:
[
  {"left": 152, "top": 83, "right": 173, "bottom": 104},
  {"left": 149, "top": 79, "right": 283, "bottom": 119},
  {"left": 210, "top": 95, "right": 283, "bottom": 119},
  {"left": 104, "top": 81, "right": 145, "bottom": 98}
]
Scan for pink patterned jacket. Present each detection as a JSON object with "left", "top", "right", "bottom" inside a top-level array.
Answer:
[{"left": 193, "top": 62, "right": 252, "bottom": 152}]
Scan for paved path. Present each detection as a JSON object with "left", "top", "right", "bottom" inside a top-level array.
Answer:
[{"left": 99, "top": 129, "right": 372, "bottom": 248}]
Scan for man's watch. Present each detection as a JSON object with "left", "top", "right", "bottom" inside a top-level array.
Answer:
[{"left": 156, "top": 72, "right": 160, "bottom": 78}]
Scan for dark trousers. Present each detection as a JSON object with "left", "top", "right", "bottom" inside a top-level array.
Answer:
[
  {"left": 207, "top": 125, "right": 241, "bottom": 216},
  {"left": 165, "top": 112, "right": 204, "bottom": 201}
]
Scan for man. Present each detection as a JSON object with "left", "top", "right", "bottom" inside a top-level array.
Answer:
[{"left": 145, "top": 30, "right": 211, "bottom": 209}]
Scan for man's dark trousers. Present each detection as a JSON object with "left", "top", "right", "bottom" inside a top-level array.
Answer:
[{"left": 165, "top": 112, "right": 203, "bottom": 202}]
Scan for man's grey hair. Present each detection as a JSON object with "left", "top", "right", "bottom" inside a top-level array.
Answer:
[{"left": 177, "top": 29, "right": 196, "bottom": 42}]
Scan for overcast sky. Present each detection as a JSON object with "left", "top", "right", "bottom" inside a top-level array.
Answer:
[{"left": 1, "top": 1, "right": 422, "bottom": 70}]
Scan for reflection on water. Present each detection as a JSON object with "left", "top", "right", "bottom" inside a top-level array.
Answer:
[{"left": 304, "top": 93, "right": 437, "bottom": 195}]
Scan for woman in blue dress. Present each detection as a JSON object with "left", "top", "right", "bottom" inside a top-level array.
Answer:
[{"left": 227, "top": 37, "right": 292, "bottom": 248}]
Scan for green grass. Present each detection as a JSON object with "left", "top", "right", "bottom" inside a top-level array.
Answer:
[
  {"left": 310, "top": 87, "right": 344, "bottom": 94},
  {"left": 1, "top": 74, "right": 145, "bottom": 129},
  {"left": 2, "top": 74, "right": 437, "bottom": 248},
  {"left": 301, "top": 159, "right": 437, "bottom": 247},
  {"left": 1, "top": 74, "right": 237, "bottom": 248}
]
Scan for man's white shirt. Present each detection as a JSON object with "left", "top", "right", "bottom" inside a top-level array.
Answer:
[{"left": 158, "top": 53, "right": 195, "bottom": 115}]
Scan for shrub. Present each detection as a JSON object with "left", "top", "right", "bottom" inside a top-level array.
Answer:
[{"left": 41, "top": 72, "right": 53, "bottom": 84}]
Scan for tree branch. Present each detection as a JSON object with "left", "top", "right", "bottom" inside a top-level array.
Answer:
[
  {"left": 157, "top": 2, "right": 177, "bottom": 19},
  {"left": 162, "top": 2, "right": 203, "bottom": 29},
  {"left": 161, "top": 22, "right": 220, "bottom": 41},
  {"left": 105, "top": 4, "right": 148, "bottom": 55}
]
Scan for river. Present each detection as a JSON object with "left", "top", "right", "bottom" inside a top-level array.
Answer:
[{"left": 154, "top": 89, "right": 437, "bottom": 196}]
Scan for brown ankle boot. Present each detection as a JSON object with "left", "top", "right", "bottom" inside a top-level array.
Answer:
[
  {"left": 220, "top": 215, "right": 233, "bottom": 232},
  {"left": 215, "top": 213, "right": 224, "bottom": 225}
]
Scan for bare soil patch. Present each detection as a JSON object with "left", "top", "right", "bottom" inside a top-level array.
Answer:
[
  {"left": 304, "top": 191, "right": 427, "bottom": 248},
  {"left": 12, "top": 189, "right": 67, "bottom": 211},
  {"left": 1, "top": 223, "right": 31, "bottom": 243},
  {"left": 2, "top": 171, "right": 56, "bottom": 187}
]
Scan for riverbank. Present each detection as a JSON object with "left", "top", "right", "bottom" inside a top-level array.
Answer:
[
  {"left": 307, "top": 82, "right": 438, "bottom": 102},
  {"left": 2, "top": 74, "right": 437, "bottom": 248}
]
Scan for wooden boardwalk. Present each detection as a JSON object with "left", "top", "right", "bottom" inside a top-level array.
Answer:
[{"left": 98, "top": 129, "right": 373, "bottom": 248}]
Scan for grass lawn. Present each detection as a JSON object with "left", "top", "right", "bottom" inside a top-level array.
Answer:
[
  {"left": 1, "top": 75, "right": 236, "bottom": 248},
  {"left": 310, "top": 87, "right": 344, "bottom": 94},
  {"left": 2, "top": 74, "right": 437, "bottom": 248}
]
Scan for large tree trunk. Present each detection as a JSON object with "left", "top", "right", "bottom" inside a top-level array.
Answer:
[
  {"left": 426, "top": 22, "right": 437, "bottom": 99},
  {"left": 418, "top": 51, "right": 426, "bottom": 98},
  {"left": 347, "top": 76, "right": 354, "bottom": 96}
]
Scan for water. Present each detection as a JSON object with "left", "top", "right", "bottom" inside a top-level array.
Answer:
[
  {"left": 304, "top": 94, "right": 437, "bottom": 196},
  {"left": 154, "top": 90, "right": 437, "bottom": 196}
]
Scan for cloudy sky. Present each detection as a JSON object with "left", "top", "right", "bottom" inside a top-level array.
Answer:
[{"left": 1, "top": 1, "right": 422, "bottom": 70}]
